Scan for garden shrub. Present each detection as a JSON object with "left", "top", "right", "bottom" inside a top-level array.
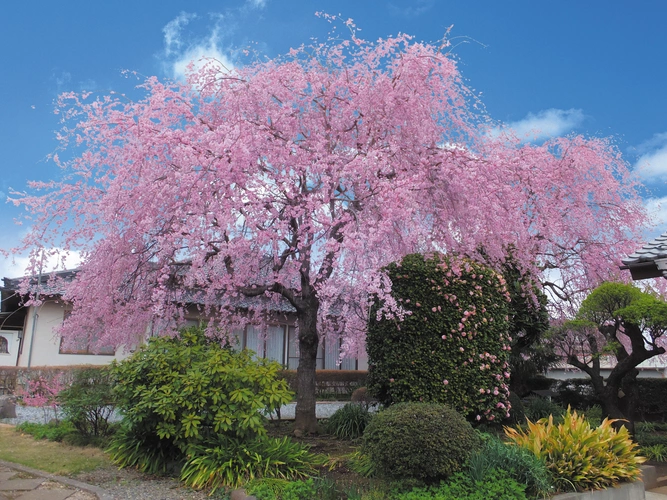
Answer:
[
  {"left": 325, "top": 402, "right": 371, "bottom": 439},
  {"left": 584, "top": 404, "right": 603, "bottom": 428},
  {"left": 636, "top": 378, "right": 667, "bottom": 421},
  {"left": 180, "top": 436, "right": 320, "bottom": 492},
  {"left": 58, "top": 366, "right": 116, "bottom": 438},
  {"left": 395, "top": 469, "right": 527, "bottom": 500},
  {"left": 108, "top": 326, "right": 298, "bottom": 482},
  {"left": 16, "top": 420, "right": 76, "bottom": 442},
  {"left": 552, "top": 379, "right": 599, "bottom": 410},
  {"left": 507, "top": 392, "right": 525, "bottom": 424},
  {"left": 523, "top": 396, "right": 564, "bottom": 422},
  {"left": 362, "top": 402, "right": 479, "bottom": 482},
  {"left": 467, "top": 436, "right": 552, "bottom": 499},
  {"left": 505, "top": 407, "right": 645, "bottom": 492},
  {"left": 642, "top": 444, "right": 667, "bottom": 462},
  {"left": 367, "top": 253, "right": 512, "bottom": 422}
]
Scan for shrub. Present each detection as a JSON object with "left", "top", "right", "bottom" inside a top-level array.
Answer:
[
  {"left": 505, "top": 407, "right": 645, "bottom": 492},
  {"left": 367, "top": 253, "right": 512, "bottom": 423},
  {"left": 16, "top": 420, "right": 76, "bottom": 442},
  {"left": 395, "top": 469, "right": 527, "bottom": 500},
  {"left": 523, "top": 396, "right": 564, "bottom": 422},
  {"left": 507, "top": 392, "right": 525, "bottom": 424},
  {"left": 180, "top": 436, "right": 320, "bottom": 492},
  {"left": 325, "top": 403, "right": 371, "bottom": 440},
  {"left": 584, "top": 404, "right": 603, "bottom": 428},
  {"left": 108, "top": 326, "right": 295, "bottom": 478},
  {"left": 362, "top": 402, "right": 479, "bottom": 482},
  {"left": 467, "top": 436, "right": 552, "bottom": 499},
  {"left": 643, "top": 444, "right": 667, "bottom": 462},
  {"left": 552, "top": 379, "right": 599, "bottom": 410},
  {"left": 58, "top": 367, "right": 116, "bottom": 437},
  {"left": 636, "top": 432, "right": 667, "bottom": 448}
]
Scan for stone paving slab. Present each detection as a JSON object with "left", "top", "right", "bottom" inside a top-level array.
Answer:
[
  {"left": 0, "top": 473, "right": 15, "bottom": 483},
  {"left": 0, "top": 460, "right": 112, "bottom": 500},
  {"left": 15, "top": 488, "right": 77, "bottom": 500},
  {"left": 0, "top": 478, "right": 44, "bottom": 491}
]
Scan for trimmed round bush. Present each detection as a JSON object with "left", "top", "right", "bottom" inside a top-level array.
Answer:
[{"left": 362, "top": 402, "right": 479, "bottom": 482}]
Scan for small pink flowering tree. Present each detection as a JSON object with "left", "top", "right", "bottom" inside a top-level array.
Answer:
[
  {"left": 367, "top": 253, "right": 512, "bottom": 422},
  {"left": 18, "top": 374, "right": 66, "bottom": 423},
  {"left": 10, "top": 20, "right": 648, "bottom": 433}
]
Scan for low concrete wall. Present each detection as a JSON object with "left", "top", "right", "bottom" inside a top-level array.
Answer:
[{"left": 551, "top": 467, "right": 655, "bottom": 500}]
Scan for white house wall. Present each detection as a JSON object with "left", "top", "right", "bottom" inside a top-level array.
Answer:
[
  {"left": 15, "top": 301, "right": 365, "bottom": 369},
  {"left": 17, "top": 301, "right": 130, "bottom": 367},
  {"left": 0, "top": 331, "right": 20, "bottom": 367}
]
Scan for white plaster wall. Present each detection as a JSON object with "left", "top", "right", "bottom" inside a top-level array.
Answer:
[
  {"left": 0, "top": 330, "right": 20, "bottom": 367},
  {"left": 18, "top": 301, "right": 131, "bottom": 367}
]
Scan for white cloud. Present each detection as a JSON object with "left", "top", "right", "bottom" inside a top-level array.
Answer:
[
  {"left": 163, "top": 12, "right": 198, "bottom": 57},
  {"left": 161, "top": 12, "right": 236, "bottom": 82},
  {"left": 635, "top": 133, "right": 667, "bottom": 181},
  {"left": 644, "top": 196, "right": 667, "bottom": 227},
  {"left": 504, "top": 108, "right": 585, "bottom": 142},
  {"left": 246, "top": 0, "right": 267, "bottom": 8}
]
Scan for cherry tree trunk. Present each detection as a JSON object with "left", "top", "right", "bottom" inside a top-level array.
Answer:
[{"left": 293, "top": 305, "right": 320, "bottom": 435}]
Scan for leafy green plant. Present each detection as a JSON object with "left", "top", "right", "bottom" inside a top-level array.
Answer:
[
  {"left": 363, "top": 402, "right": 479, "bottom": 482},
  {"left": 642, "top": 444, "right": 667, "bottom": 462},
  {"left": 367, "top": 253, "right": 512, "bottom": 423},
  {"left": 636, "top": 421, "right": 657, "bottom": 433},
  {"left": 108, "top": 326, "right": 294, "bottom": 477},
  {"left": 180, "top": 436, "right": 320, "bottom": 492},
  {"left": 16, "top": 420, "right": 76, "bottom": 442},
  {"left": 635, "top": 432, "right": 667, "bottom": 448},
  {"left": 58, "top": 367, "right": 116, "bottom": 437},
  {"left": 106, "top": 424, "right": 183, "bottom": 475},
  {"left": 507, "top": 392, "right": 526, "bottom": 424},
  {"left": 505, "top": 407, "right": 645, "bottom": 492},
  {"left": 395, "top": 469, "right": 527, "bottom": 499},
  {"left": 247, "top": 477, "right": 343, "bottom": 500},
  {"left": 522, "top": 396, "right": 563, "bottom": 422},
  {"left": 347, "top": 449, "right": 376, "bottom": 478},
  {"left": 325, "top": 403, "right": 371, "bottom": 440},
  {"left": 467, "top": 436, "right": 552, "bottom": 499},
  {"left": 584, "top": 404, "right": 603, "bottom": 428}
]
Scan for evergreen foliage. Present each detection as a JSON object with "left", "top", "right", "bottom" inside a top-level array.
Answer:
[
  {"left": 367, "top": 253, "right": 511, "bottom": 422},
  {"left": 362, "top": 402, "right": 480, "bottom": 482}
]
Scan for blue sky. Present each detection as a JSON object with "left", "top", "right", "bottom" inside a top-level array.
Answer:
[{"left": 2, "top": 0, "right": 667, "bottom": 277}]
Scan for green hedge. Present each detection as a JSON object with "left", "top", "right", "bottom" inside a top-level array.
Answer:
[
  {"left": 551, "top": 378, "right": 667, "bottom": 421},
  {"left": 367, "top": 253, "right": 512, "bottom": 422}
]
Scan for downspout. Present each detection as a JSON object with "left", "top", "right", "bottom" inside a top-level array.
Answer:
[{"left": 26, "top": 252, "right": 44, "bottom": 368}]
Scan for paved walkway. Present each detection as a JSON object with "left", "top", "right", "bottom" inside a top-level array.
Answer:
[{"left": 0, "top": 460, "right": 113, "bottom": 500}]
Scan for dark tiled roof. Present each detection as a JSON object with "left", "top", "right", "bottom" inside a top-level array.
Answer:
[
  {"left": 1, "top": 268, "right": 297, "bottom": 313},
  {"left": 622, "top": 232, "right": 667, "bottom": 265}
]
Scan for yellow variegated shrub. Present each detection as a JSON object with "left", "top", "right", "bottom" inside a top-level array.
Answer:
[{"left": 504, "top": 407, "right": 645, "bottom": 492}]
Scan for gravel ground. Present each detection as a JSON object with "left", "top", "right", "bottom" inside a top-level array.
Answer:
[{"left": 75, "top": 467, "right": 213, "bottom": 500}]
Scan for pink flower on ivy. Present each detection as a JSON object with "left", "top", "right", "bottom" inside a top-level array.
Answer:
[{"left": 443, "top": 379, "right": 449, "bottom": 385}]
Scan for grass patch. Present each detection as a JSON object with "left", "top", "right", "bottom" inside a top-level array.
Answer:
[{"left": 0, "top": 424, "right": 109, "bottom": 476}]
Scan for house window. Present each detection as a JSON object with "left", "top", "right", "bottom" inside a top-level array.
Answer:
[
  {"left": 0, "top": 336, "right": 8, "bottom": 354},
  {"left": 58, "top": 308, "right": 115, "bottom": 355}
]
